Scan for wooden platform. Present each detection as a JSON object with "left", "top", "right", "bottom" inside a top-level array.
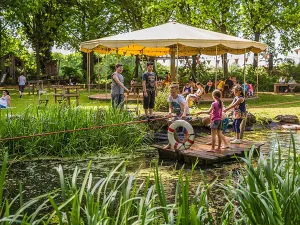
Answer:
[{"left": 153, "top": 135, "right": 264, "bottom": 165}]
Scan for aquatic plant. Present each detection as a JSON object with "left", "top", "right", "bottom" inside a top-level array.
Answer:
[
  {"left": 0, "top": 106, "right": 149, "bottom": 157},
  {"left": 0, "top": 134, "right": 299, "bottom": 224},
  {"left": 222, "top": 135, "right": 300, "bottom": 224}
]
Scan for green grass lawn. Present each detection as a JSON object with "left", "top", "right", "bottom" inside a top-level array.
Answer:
[
  {"left": 1, "top": 87, "right": 300, "bottom": 120},
  {"left": 0, "top": 87, "right": 111, "bottom": 115},
  {"left": 190, "top": 93, "right": 300, "bottom": 119}
]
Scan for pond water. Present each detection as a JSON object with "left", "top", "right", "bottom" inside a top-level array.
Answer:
[{"left": 4, "top": 127, "right": 300, "bottom": 207}]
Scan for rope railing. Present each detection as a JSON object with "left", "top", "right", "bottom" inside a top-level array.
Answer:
[{"left": 1, "top": 99, "right": 299, "bottom": 142}]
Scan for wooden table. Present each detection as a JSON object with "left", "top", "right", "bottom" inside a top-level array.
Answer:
[
  {"left": 131, "top": 84, "right": 143, "bottom": 94},
  {"left": 52, "top": 85, "right": 80, "bottom": 106},
  {"left": 28, "top": 80, "right": 44, "bottom": 95},
  {"left": 274, "top": 83, "right": 300, "bottom": 93}
]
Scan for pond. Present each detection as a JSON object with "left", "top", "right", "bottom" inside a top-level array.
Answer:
[{"left": 4, "top": 128, "right": 300, "bottom": 207}]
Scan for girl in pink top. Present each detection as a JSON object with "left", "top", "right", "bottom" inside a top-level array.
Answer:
[
  {"left": 198, "top": 90, "right": 223, "bottom": 151},
  {"left": 248, "top": 83, "right": 254, "bottom": 96}
]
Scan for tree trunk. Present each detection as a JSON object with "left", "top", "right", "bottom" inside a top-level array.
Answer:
[
  {"left": 253, "top": 32, "right": 261, "bottom": 68},
  {"left": 134, "top": 55, "right": 139, "bottom": 78},
  {"left": 222, "top": 54, "right": 228, "bottom": 77},
  {"left": 191, "top": 55, "right": 197, "bottom": 81},
  {"left": 35, "top": 44, "right": 41, "bottom": 79},
  {"left": 220, "top": 24, "right": 228, "bottom": 76},
  {"left": 268, "top": 53, "right": 273, "bottom": 71}
]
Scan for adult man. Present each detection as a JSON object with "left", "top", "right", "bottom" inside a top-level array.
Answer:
[
  {"left": 111, "top": 63, "right": 129, "bottom": 110},
  {"left": 278, "top": 76, "right": 286, "bottom": 93},
  {"left": 18, "top": 73, "right": 26, "bottom": 98},
  {"left": 142, "top": 61, "right": 157, "bottom": 117},
  {"left": 164, "top": 84, "right": 190, "bottom": 149}
]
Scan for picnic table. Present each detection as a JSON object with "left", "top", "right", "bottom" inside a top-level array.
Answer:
[
  {"left": 52, "top": 85, "right": 80, "bottom": 106},
  {"left": 28, "top": 80, "right": 44, "bottom": 95},
  {"left": 274, "top": 83, "right": 300, "bottom": 93}
]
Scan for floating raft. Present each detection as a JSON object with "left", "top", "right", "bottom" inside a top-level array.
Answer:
[{"left": 152, "top": 135, "right": 264, "bottom": 165}]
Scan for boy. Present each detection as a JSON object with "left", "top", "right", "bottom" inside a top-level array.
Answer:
[{"left": 142, "top": 62, "right": 157, "bottom": 118}]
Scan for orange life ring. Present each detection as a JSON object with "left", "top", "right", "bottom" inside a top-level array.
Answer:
[{"left": 168, "top": 120, "right": 195, "bottom": 150}]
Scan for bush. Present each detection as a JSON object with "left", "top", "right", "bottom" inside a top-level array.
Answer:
[{"left": 154, "top": 87, "right": 170, "bottom": 112}]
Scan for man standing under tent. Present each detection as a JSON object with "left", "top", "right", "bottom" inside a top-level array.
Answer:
[
  {"left": 142, "top": 62, "right": 157, "bottom": 118},
  {"left": 111, "top": 63, "right": 129, "bottom": 110}
]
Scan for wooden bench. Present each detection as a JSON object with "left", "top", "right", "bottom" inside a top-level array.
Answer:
[
  {"left": 274, "top": 83, "right": 300, "bottom": 93},
  {"left": 125, "top": 93, "right": 141, "bottom": 115},
  {"left": 52, "top": 85, "right": 80, "bottom": 106}
]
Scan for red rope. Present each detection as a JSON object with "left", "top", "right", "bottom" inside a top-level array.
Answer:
[{"left": 0, "top": 116, "right": 171, "bottom": 142}]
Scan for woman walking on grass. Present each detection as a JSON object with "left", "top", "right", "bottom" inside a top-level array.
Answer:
[{"left": 198, "top": 90, "right": 223, "bottom": 152}]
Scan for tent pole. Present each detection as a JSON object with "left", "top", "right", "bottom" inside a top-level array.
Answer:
[
  {"left": 222, "top": 54, "right": 225, "bottom": 78},
  {"left": 256, "top": 67, "right": 259, "bottom": 97},
  {"left": 88, "top": 52, "right": 91, "bottom": 97},
  {"left": 243, "top": 49, "right": 246, "bottom": 97},
  {"left": 176, "top": 43, "right": 179, "bottom": 82},
  {"left": 215, "top": 46, "right": 218, "bottom": 89}
]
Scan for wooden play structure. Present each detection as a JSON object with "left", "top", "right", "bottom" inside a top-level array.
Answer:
[
  {"left": 45, "top": 60, "right": 58, "bottom": 78},
  {"left": 1, "top": 53, "right": 24, "bottom": 84},
  {"left": 52, "top": 85, "right": 80, "bottom": 106}
]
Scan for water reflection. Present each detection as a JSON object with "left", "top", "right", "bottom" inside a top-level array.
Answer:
[{"left": 4, "top": 130, "right": 300, "bottom": 204}]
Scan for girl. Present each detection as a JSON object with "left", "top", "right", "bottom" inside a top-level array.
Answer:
[
  {"left": 224, "top": 85, "right": 246, "bottom": 144},
  {"left": 198, "top": 90, "right": 223, "bottom": 152},
  {"left": 0, "top": 90, "right": 11, "bottom": 108}
]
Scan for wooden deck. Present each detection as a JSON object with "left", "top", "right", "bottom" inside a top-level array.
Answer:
[
  {"left": 89, "top": 93, "right": 258, "bottom": 103},
  {"left": 153, "top": 135, "right": 264, "bottom": 165}
]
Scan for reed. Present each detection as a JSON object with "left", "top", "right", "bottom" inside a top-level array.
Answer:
[
  {"left": 222, "top": 134, "right": 300, "bottom": 224},
  {"left": 0, "top": 134, "right": 299, "bottom": 224},
  {"left": 0, "top": 106, "right": 148, "bottom": 157}
]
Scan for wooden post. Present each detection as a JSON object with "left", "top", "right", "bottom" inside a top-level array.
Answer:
[
  {"left": 76, "top": 87, "right": 79, "bottom": 106},
  {"left": 170, "top": 48, "right": 176, "bottom": 82},
  {"left": 215, "top": 46, "right": 218, "bottom": 88}
]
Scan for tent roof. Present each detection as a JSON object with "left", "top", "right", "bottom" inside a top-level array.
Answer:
[{"left": 80, "top": 22, "right": 267, "bottom": 56}]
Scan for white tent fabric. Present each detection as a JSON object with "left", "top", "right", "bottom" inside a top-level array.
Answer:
[{"left": 80, "top": 22, "right": 267, "bottom": 56}]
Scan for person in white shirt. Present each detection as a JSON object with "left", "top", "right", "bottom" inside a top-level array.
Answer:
[
  {"left": 0, "top": 90, "right": 11, "bottom": 108},
  {"left": 18, "top": 73, "right": 26, "bottom": 98},
  {"left": 278, "top": 76, "right": 286, "bottom": 93}
]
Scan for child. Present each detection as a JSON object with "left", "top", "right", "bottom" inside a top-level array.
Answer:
[
  {"left": 164, "top": 84, "right": 189, "bottom": 149},
  {"left": 224, "top": 85, "right": 246, "bottom": 144},
  {"left": 182, "top": 82, "right": 193, "bottom": 97},
  {"left": 248, "top": 83, "right": 254, "bottom": 97},
  {"left": 198, "top": 90, "right": 223, "bottom": 152},
  {"left": 202, "top": 112, "right": 229, "bottom": 150},
  {"left": 186, "top": 82, "right": 204, "bottom": 107}
]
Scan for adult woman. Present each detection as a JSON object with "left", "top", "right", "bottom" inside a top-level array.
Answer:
[{"left": 0, "top": 90, "right": 11, "bottom": 108}]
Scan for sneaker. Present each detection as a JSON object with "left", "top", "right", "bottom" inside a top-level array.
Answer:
[
  {"left": 230, "top": 137, "right": 236, "bottom": 141},
  {"left": 230, "top": 139, "right": 242, "bottom": 144}
]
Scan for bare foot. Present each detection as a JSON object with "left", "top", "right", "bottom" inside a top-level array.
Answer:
[{"left": 206, "top": 142, "right": 212, "bottom": 145}]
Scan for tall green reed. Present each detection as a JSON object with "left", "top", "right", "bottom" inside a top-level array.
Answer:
[
  {"left": 0, "top": 106, "right": 149, "bottom": 157},
  {"left": 223, "top": 134, "right": 300, "bottom": 225}
]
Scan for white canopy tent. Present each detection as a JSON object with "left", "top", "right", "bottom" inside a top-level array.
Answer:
[{"left": 80, "top": 22, "right": 267, "bottom": 96}]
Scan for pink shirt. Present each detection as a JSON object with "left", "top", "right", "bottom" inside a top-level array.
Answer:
[
  {"left": 210, "top": 101, "right": 222, "bottom": 122},
  {"left": 248, "top": 84, "right": 253, "bottom": 91}
]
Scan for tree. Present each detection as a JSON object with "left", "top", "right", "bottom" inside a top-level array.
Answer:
[
  {"left": 173, "top": 0, "right": 240, "bottom": 77},
  {"left": 9, "top": 0, "right": 74, "bottom": 77},
  {"left": 240, "top": 0, "right": 300, "bottom": 68}
]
